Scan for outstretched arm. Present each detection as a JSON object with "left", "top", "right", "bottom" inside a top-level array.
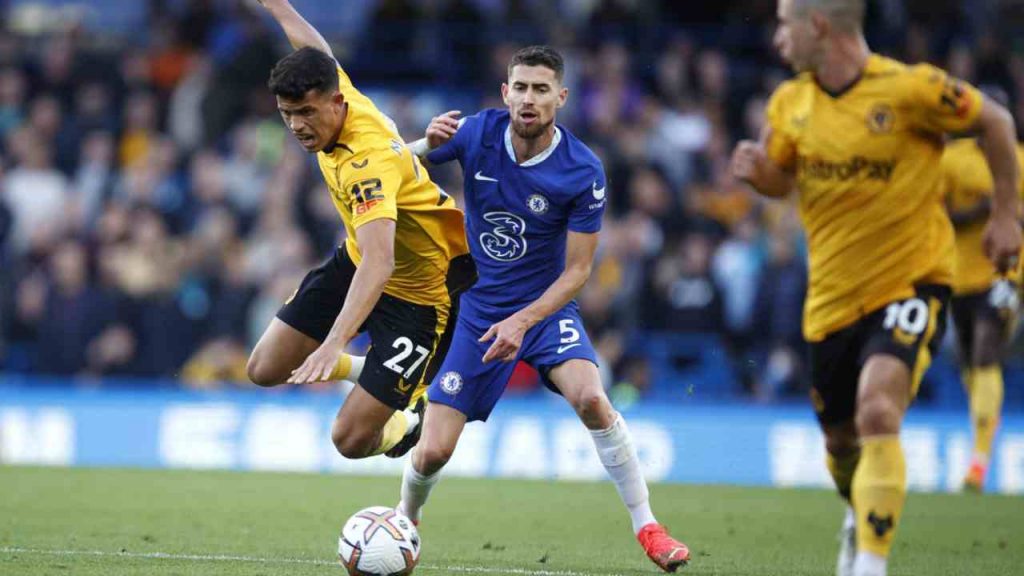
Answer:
[
  {"left": 258, "top": 0, "right": 334, "bottom": 58},
  {"left": 409, "top": 110, "right": 462, "bottom": 165},
  {"left": 972, "top": 96, "right": 1023, "bottom": 272},
  {"left": 287, "top": 219, "right": 396, "bottom": 383}
]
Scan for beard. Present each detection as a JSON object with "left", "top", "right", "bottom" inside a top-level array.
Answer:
[{"left": 510, "top": 116, "right": 553, "bottom": 140}]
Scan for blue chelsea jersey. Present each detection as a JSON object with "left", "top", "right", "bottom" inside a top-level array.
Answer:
[{"left": 427, "top": 109, "right": 607, "bottom": 319}]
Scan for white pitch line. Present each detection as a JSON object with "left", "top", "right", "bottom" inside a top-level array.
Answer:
[{"left": 0, "top": 546, "right": 612, "bottom": 576}]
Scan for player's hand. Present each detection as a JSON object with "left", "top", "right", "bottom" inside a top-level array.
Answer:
[
  {"left": 287, "top": 337, "right": 349, "bottom": 383},
  {"left": 982, "top": 214, "right": 1023, "bottom": 273},
  {"left": 989, "top": 278, "right": 1020, "bottom": 312},
  {"left": 730, "top": 140, "right": 769, "bottom": 185},
  {"left": 426, "top": 110, "right": 461, "bottom": 150},
  {"left": 479, "top": 314, "right": 530, "bottom": 363}
]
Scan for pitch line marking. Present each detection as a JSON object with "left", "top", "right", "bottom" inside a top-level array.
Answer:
[{"left": 0, "top": 546, "right": 623, "bottom": 576}]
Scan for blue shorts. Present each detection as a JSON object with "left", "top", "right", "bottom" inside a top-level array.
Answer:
[{"left": 427, "top": 302, "right": 598, "bottom": 421}]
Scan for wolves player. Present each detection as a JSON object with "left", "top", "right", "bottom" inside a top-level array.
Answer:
[
  {"left": 731, "top": 1, "right": 1021, "bottom": 575},
  {"left": 247, "top": 0, "right": 473, "bottom": 460},
  {"left": 397, "top": 46, "right": 690, "bottom": 572},
  {"left": 941, "top": 90, "right": 1024, "bottom": 491}
]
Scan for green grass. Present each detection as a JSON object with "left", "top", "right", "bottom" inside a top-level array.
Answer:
[{"left": 0, "top": 467, "right": 1020, "bottom": 576}]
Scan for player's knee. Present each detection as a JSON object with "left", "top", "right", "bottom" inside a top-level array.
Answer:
[
  {"left": 246, "top": 353, "right": 280, "bottom": 388},
  {"left": 973, "top": 324, "right": 1003, "bottom": 366},
  {"left": 570, "top": 386, "right": 613, "bottom": 428},
  {"left": 856, "top": 396, "right": 902, "bottom": 436},
  {"left": 824, "top": 431, "right": 859, "bottom": 458},
  {"left": 331, "top": 423, "right": 375, "bottom": 459},
  {"left": 415, "top": 442, "right": 455, "bottom": 475}
]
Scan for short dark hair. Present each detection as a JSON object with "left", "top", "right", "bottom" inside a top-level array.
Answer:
[
  {"left": 507, "top": 45, "right": 564, "bottom": 82},
  {"left": 268, "top": 47, "right": 338, "bottom": 100}
]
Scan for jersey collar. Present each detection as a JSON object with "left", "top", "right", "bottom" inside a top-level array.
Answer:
[{"left": 504, "top": 123, "right": 562, "bottom": 167}]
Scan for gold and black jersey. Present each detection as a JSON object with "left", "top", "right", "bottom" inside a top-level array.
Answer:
[
  {"left": 941, "top": 139, "right": 1024, "bottom": 294},
  {"left": 317, "top": 66, "right": 470, "bottom": 309},
  {"left": 766, "top": 53, "right": 984, "bottom": 341}
]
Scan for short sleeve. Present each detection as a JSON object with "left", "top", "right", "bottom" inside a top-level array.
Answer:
[
  {"left": 907, "top": 64, "right": 983, "bottom": 135},
  {"left": 426, "top": 115, "right": 476, "bottom": 166},
  {"left": 568, "top": 166, "right": 607, "bottom": 233},
  {"left": 344, "top": 149, "right": 401, "bottom": 228},
  {"left": 764, "top": 86, "right": 798, "bottom": 171}
]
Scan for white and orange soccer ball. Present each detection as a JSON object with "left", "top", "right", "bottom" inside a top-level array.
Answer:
[{"left": 338, "top": 506, "right": 421, "bottom": 576}]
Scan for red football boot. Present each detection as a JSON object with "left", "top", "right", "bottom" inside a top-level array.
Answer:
[{"left": 637, "top": 523, "right": 690, "bottom": 572}]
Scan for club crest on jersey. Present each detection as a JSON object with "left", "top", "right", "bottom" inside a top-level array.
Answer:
[
  {"left": 867, "top": 104, "right": 894, "bottom": 133},
  {"left": 526, "top": 194, "right": 549, "bottom": 215},
  {"left": 440, "top": 371, "right": 463, "bottom": 395}
]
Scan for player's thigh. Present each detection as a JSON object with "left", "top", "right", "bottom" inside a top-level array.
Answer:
[
  {"left": 248, "top": 318, "right": 321, "bottom": 385},
  {"left": 250, "top": 249, "right": 353, "bottom": 384},
  {"left": 361, "top": 293, "right": 449, "bottom": 411},
  {"left": 861, "top": 284, "right": 950, "bottom": 402},
  {"left": 427, "top": 313, "right": 518, "bottom": 422},
  {"left": 971, "top": 283, "right": 1017, "bottom": 365},
  {"left": 414, "top": 403, "right": 468, "bottom": 473},
  {"left": 808, "top": 326, "right": 862, "bottom": 429},
  {"left": 546, "top": 359, "right": 608, "bottom": 411},
  {"left": 332, "top": 384, "right": 397, "bottom": 447},
  {"left": 949, "top": 293, "right": 978, "bottom": 364},
  {"left": 521, "top": 305, "right": 599, "bottom": 393}
]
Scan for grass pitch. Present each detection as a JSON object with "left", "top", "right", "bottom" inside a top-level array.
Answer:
[{"left": 0, "top": 466, "right": 1020, "bottom": 575}]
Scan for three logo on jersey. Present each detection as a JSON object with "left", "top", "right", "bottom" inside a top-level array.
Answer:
[{"left": 475, "top": 177, "right": 605, "bottom": 261}]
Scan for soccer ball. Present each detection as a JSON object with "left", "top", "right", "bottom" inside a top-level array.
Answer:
[{"left": 337, "top": 506, "right": 421, "bottom": 576}]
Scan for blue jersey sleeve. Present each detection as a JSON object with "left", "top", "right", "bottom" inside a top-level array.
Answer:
[
  {"left": 568, "top": 167, "right": 607, "bottom": 233},
  {"left": 426, "top": 114, "right": 477, "bottom": 166}
]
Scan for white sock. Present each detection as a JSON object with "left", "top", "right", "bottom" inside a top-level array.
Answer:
[
  {"left": 398, "top": 456, "right": 440, "bottom": 523},
  {"left": 853, "top": 551, "right": 887, "bottom": 576},
  {"left": 403, "top": 408, "right": 420, "bottom": 434},
  {"left": 349, "top": 356, "right": 365, "bottom": 381},
  {"left": 843, "top": 506, "right": 855, "bottom": 530},
  {"left": 590, "top": 415, "right": 657, "bottom": 534}
]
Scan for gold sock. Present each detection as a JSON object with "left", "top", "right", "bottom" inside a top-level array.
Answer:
[
  {"left": 369, "top": 411, "right": 408, "bottom": 456},
  {"left": 328, "top": 354, "right": 357, "bottom": 381},
  {"left": 970, "top": 365, "right": 1004, "bottom": 460},
  {"left": 852, "top": 435, "right": 906, "bottom": 558},
  {"left": 826, "top": 447, "right": 861, "bottom": 502}
]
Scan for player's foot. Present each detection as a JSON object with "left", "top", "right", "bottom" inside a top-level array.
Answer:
[
  {"left": 395, "top": 503, "right": 419, "bottom": 527},
  {"left": 385, "top": 395, "right": 427, "bottom": 458},
  {"left": 637, "top": 523, "right": 689, "bottom": 572},
  {"left": 962, "top": 460, "right": 987, "bottom": 493},
  {"left": 836, "top": 508, "right": 856, "bottom": 576}
]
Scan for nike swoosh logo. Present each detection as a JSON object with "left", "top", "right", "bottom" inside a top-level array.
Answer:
[
  {"left": 351, "top": 159, "right": 368, "bottom": 169},
  {"left": 556, "top": 343, "right": 581, "bottom": 354},
  {"left": 592, "top": 181, "right": 606, "bottom": 200},
  {"left": 475, "top": 171, "right": 499, "bottom": 182}
]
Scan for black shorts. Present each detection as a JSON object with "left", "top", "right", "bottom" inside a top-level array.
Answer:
[
  {"left": 951, "top": 281, "right": 1020, "bottom": 357},
  {"left": 808, "top": 284, "right": 950, "bottom": 426},
  {"left": 277, "top": 248, "right": 475, "bottom": 410}
]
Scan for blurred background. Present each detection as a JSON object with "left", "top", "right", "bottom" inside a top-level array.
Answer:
[{"left": 1, "top": 0, "right": 1023, "bottom": 492}]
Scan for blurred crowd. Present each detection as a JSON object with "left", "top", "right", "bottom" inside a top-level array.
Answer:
[{"left": 1, "top": 0, "right": 1022, "bottom": 400}]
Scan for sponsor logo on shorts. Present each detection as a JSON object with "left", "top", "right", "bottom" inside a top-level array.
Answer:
[{"left": 440, "top": 371, "right": 463, "bottom": 395}]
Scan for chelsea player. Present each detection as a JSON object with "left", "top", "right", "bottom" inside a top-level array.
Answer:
[{"left": 399, "top": 46, "right": 690, "bottom": 572}]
